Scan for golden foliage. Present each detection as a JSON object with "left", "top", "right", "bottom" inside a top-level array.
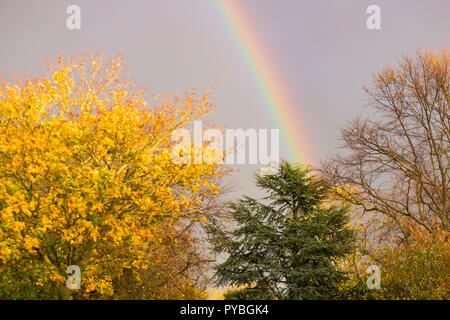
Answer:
[{"left": 0, "top": 51, "right": 226, "bottom": 298}]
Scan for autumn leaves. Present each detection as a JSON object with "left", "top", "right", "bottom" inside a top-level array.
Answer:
[{"left": 0, "top": 52, "right": 226, "bottom": 298}]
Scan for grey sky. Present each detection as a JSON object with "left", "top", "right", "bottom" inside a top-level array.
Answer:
[{"left": 1, "top": 0, "right": 449, "bottom": 197}]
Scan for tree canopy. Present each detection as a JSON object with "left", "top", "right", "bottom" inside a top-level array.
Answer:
[
  {"left": 0, "top": 52, "right": 226, "bottom": 299},
  {"left": 209, "top": 161, "right": 356, "bottom": 300}
]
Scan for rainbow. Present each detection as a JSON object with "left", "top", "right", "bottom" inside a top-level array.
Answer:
[{"left": 210, "top": 0, "right": 315, "bottom": 166}]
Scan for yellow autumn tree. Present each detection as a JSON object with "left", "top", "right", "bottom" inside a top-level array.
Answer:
[
  {"left": 111, "top": 219, "right": 212, "bottom": 300},
  {"left": 0, "top": 51, "right": 226, "bottom": 299}
]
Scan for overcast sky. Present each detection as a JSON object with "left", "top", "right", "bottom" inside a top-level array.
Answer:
[{"left": 1, "top": 0, "right": 449, "bottom": 197}]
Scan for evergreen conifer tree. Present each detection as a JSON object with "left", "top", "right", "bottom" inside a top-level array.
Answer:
[{"left": 210, "top": 160, "right": 356, "bottom": 300}]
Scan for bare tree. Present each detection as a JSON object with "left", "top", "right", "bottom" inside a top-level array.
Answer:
[{"left": 322, "top": 49, "right": 449, "bottom": 239}]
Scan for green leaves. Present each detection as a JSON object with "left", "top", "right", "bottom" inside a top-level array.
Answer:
[{"left": 211, "top": 160, "right": 356, "bottom": 300}]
